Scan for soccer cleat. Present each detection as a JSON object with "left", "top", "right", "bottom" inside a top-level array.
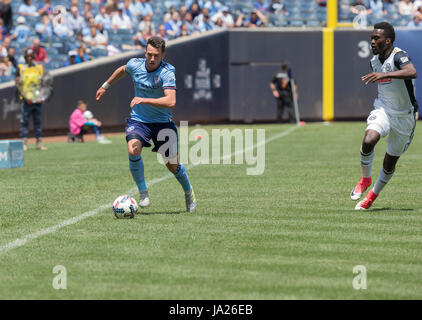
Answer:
[
  {"left": 97, "top": 136, "right": 112, "bottom": 144},
  {"left": 355, "top": 190, "right": 378, "bottom": 210},
  {"left": 139, "top": 190, "right": 150, "bottom": 208},
  {"left": 36, "top": 139, "right": 47, "bottom": 151},
  {"left": 350, "top": 177, "right": 372, "bottom": 200},
  {"left": 185, "top": 188, "right": 197, "bottom": 213}
]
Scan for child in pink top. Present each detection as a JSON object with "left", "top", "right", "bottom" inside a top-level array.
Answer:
[{"left": 69, "top": 100, "right": 111, "bottom": 143}]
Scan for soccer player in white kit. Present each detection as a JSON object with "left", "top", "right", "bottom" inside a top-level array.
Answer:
[{"left": 351, "top": 22, "right": 418, "bottom": 210}]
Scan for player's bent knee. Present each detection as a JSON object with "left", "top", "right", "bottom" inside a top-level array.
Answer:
[
  {"left": 128, "top": 139, "right": 142, "bottom": 156},
  {"left": 363, "top": 131, "right": 380, "bottom": 148},
  {"left": 165, "top": 162, "right": 179, "bottom": 173}
]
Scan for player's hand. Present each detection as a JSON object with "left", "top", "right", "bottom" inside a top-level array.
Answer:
[
  {"left": 361, "top": 72, "right": 386, "bottom": 85},
  {"left": 96, "top": 87, "right": 106, "bottom": 103},
  {"left": 272, "top": 90, "right": 279, "bottom": 98},
  {"left": 130, "top": 97, "right": 144, "bottom": 108}
]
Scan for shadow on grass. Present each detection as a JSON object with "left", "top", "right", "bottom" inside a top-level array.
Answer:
[
  {"left": 370, "top": 207, "right": 414, "bottom": 212},
  {"left": 138, "top": 210, "right": 185, "bottom": 215}
]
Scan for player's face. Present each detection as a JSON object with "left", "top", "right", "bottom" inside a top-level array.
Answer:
[
  {"left": 145, "top": 45, "right": 164, "bottom": 71},
  {"left": 370, "top": 29, "right": 389, "bottom": 55}
]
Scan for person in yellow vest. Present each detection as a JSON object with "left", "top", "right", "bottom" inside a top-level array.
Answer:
[{"left": 15, "top": 48, "right": 47, "bottom": 151}]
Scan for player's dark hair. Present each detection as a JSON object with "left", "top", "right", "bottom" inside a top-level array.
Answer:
[
  {"left": 147, "top": 36, "right": 166, "bottom": 53},
  {"left": 77, "top": 100, "right": 86, "bottom": 106},
  {"left": 374, "top": 22, "right": 395, "bottom": 43}
]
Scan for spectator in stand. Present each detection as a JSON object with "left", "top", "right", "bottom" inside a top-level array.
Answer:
[
  {"left": 204, "top": 0, "right": 223, "bottom": 16},
  {"left": 163, "top": 6, "right": 177, "bottom": 23},
  {"left": 30, "top": 37, "right": 49, "bottom": 63},
  {"left": 133, "top": 29, "right": 148, "bottom": 48},
  {"left": 95, "top": 6, "right": 111, "bottom": 29},
  {"left": 7, "top": 46, "right": 17, "bottom": 70},
  {"left": 75, "top": 44, "right": 89, "bottom": 64},
  {"left": 54, "top": 16, "right": 73, "bottom": 37},
  {"left": 179, "top": 5, "right": 188, "bottom": 19},
  {"left": 134, "top": 0, "right": 153, "bottom": 19},
  {"left": 138, "top": 14, "right": 155, "bottom": 37},
  {"left": 189, "top": 2, "right": 201, "bottom": 20},
  {"left": 214, "top": 17, "right": 224, "bottom": 29},
  {"left": 184, "top": 0, "right": 204, "bottom": 9},
  {"left": 408, "top": 14, "right": 422, "bottom": 27},
  {"left": 165, "top": 11, "right": 182, "bottom": 38},
  {"left": 182, "top": 12, "right": 197, "bottom": 34},
  {"left": 63, "top": 50, "right": 77, "bottom": 67},
  {"left": 96, "top": 22, "right": 109, "bottom": 43},
  {"left": 197, "top": 13, "right": 215, "bottom": 32},
  {"left": 0, "top": 17, "right": 7, "bottom": 41},
  {"left": 82, "top": 1, "right": 92, "bottom": 19},
  {"left": 111, "top": 3, "right": 133, "bottom": 30},
  {"left": 83, "top": 25, "right": 108, "bottom": 50},
  {"left": 67, "top": 6, "right": 86, "bottom": 35},
  {"left": 398, "top": 0, "right": 414, "bottom": 16},
  {"left": 9, "top": 16, "right": 31, "bottom": 44},
  {"left": 194, "top": 7, "right": 210, "bottom": 25},
  {"left": 254, "top": 0, "right": 269, "bottom": 14},
  {"left": 0, "top": 0, "right": 13, "bottom": 33},
  {"left": 37, "top": 0, "right": 53, "bottom": 16},
  {"left": 211, "top": 6, "right": 234, "bottom": 28},
  {"left": 414, "top": 0, "right": 422, "bottom": 12},
  {"left": 35, "top": 13, "right": 53, "bottom": 43},
  {"left": 369, "top": 0, "right": 386, "bottom": 17},
  {"left": 82, "top": 15, "right": 96, "bottom": 36},
  {"left": 236, "top": 9, "right": 267, "bottom": 28},
  {"left": 122, "top": 0, "right": 136, "bottom": 24},
  {"left": 156, "top": 24, "right": 169, "bottom": 42},
  {"left": 349, "top": 0, "right": 371, "bottom": 16},
  {"left": 268, "top": 0, "right": 287, "bottom": 15},
  {"left": 415, "top": 5, "right": 422, "bottom": 19},
  {"left": 19, "top": 0, "right": 38, "bottom": 17},
  {"left": 180, "top": 23, "right": 191, "bottom": 37},
  {"left": 0, "top": 51, "right": 14, "bottom": 77}
]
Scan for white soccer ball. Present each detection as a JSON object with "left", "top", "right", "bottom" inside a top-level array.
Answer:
[
  {"left": 83, "top": 110, "right": 94, "bottom": 120},
  {"left": 112, "top": 195, "right": 138, "bottom": 219}
]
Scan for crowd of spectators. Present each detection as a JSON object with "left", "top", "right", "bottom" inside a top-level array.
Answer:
[
  {"left": 346, "top": 0, "right": 422, "bottom": 26},
  {"left": 0, "top": 0, "right": 422, "bottom": 82}
]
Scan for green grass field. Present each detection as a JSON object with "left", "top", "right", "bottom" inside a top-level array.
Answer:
[{"left": 0, "top": 122, "right": 421, "bottom": 299}]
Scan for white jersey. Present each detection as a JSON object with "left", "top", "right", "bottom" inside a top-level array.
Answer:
[{"left": 370, "top": 47, "right": 417, "bottom": 115}]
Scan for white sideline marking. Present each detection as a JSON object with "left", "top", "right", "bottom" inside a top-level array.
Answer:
[{"left": 0, "top": 125, "right": 299, "bottom": 255}]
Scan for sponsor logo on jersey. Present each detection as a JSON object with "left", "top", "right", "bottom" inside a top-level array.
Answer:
[
  {"left": 400, "top": 56, "right": 409, "bottom": 64},
  {"left": 368, "top": 115, "right": 376, "bottom": 121},
  {"left": 127, "top": 126, "right": 135, "bottom": 132}
]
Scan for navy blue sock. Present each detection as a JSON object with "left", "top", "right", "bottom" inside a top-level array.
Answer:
[
  {"left": 173, "top": 163, "right": 192, "bottom": 192},
  {"left": 129, "top": 154, "right": 147, "bottom": 192}
]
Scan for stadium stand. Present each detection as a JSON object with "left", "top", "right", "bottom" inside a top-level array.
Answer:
[{"left": 0, "top": 0, "right": 420, "bottom": 83}]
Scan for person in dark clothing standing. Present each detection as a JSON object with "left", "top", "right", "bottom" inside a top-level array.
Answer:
[{"left": 269, "top": 62, "right": 298, "bottom": 123}]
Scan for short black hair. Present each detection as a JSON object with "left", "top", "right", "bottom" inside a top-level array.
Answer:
[
  {"left": 147, "top": 36, "right": 166, "bottom": 53},
  {"left": 374, "top": 22, "right": 395, "bottom": 43}
]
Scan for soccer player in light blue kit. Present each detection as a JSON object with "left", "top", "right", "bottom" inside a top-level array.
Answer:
[{"left": 96, "top": 36, "right": 196, "bottom": 212}]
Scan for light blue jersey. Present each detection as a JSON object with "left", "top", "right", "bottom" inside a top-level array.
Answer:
[{"left": 126, "top": 58, "right": 176, "bottom": 123}]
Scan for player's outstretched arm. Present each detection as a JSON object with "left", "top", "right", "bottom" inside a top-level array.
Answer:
[
  {"left": 130, "top": 89, "right": 176, "bottom": 109},
  {"left": 96, "top": 65, "right": 127, "bottom": 103}
]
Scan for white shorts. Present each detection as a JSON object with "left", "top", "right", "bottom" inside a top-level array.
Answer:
[{"left": 366, "top": 108, "right": 416, "bottom": 157}]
